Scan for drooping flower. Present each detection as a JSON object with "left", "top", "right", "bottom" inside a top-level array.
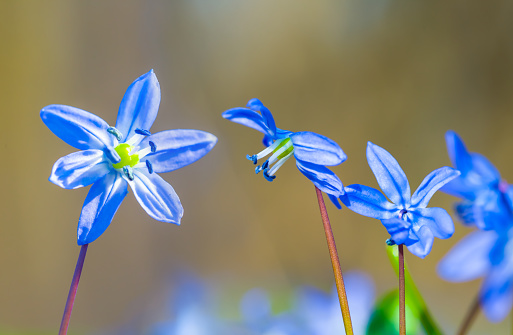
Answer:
[
  {"left": 222, "top": 98, "right": 346, "bottom": 208},
  {"left": 41, "top": 70, "right": 217, "bottom": 245},
  {"left": 342, "top": 142, "right": 460, "bottom": 258},
  {"left": 441, "top": 130, "right": 513, "bottom": 231},
  {"left": 438, "top": 226, "right": 513, "bottom": 322}
]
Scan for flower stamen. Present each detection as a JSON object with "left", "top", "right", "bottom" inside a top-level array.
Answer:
[
  {"left": 123, "top": 166, "right": 135, "bottom": 181},
  {"left": 107, "top": 127, "right": 123, "bottom": 141}
]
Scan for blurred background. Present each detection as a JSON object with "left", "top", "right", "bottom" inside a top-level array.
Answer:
[{"left": 1, "top": 0, "right": 512, "bottom": 334}]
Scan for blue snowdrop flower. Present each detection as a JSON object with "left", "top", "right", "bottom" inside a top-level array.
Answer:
[
  {"left": 41, "top": 70, "right": 217, "bottom": 245},
  {"left": 438, "top": 227, "right": 513, "bottom": 322},
  {"left": 441, "top": 130, "right": 513, "bottom": 231},
  {"left": 342, "top": 142, "right": 460, "bottom": 258},
  {"left": 222, "top": 98, "right": 346, "bottom": 208}
]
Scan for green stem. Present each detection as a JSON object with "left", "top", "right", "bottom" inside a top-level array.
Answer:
[
  {"left": 399, "top": 244, "right": 406, "bottom": 335},
  {"left": 314, "top": 187, "right": 354, "bottom": 335},
  {"left": 59, "top": 244, "right": 88, "bottom": 335}
]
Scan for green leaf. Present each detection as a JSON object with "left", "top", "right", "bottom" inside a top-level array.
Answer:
[
  {"left": 366, "top": 289, "right": 420, "bottom": 335},
  {"left": 386, "top": 245, "right": 445, "bottom": 335}
]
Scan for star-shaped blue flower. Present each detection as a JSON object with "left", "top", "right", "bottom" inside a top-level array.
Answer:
[
  {"left": 222, "top": 98, "right": 346, "bottom": 208},
  {"left": 41, "top": 70, "right": 217, "bottom": 245},
  {"left": 441, "top": 130, "right": 513, "bottom": 231},
  {"left": 438, "top": 227, "right": 513, "bottom": 322},
  {"left": 342, "top": 142, "right": 460, "bottom": 258}
]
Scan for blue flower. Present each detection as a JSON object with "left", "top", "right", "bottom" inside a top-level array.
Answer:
[
  {"left": 438, "top": 227, "right": 513, "bottom": 322},
  {"left": 342, "top": 142, "right": 460, "bottom": 258},
  {"left": 222, "top": 98, "right": 346, "bottom": 208},
  {"left": 41, "top": 70, "right": 217, "bottom": 245},
  {"left": 441, "top": 130, "right": 513, "bottom": 231}
]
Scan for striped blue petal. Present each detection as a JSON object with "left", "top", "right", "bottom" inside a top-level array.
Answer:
[
  {"left": 366, "top": 142, "right": 411, "bottom": 206},
  {"left": 381, "top": 218, "right": 411, "bottom": 245},
  {"left": 410, "top": 167, "right": 460, "bottom": 208},
  {"left": 290, "top": 132, "right": 346, "bottom": 166},
  {"left": 342, "top": 184, "right": 397, "bottom": 219},
  {"left": 115, "top": 70, "right": 160, "bottom": 142},
  {"left": 296, "top": 159, "right": 344, "bottom": 198},
  {"left": 405, "top": 225, "right": 434, "bottom": 259},
  {"left": 246, "top": 98, "right": 276, "bottom": 137},
  {"left": 41, "top": 105, "right": 116, "bottom": 150},
  {"left": 129, "top": 170, "right": 183, "bottom": 224},
  {"left": 140, "top": 129, "right": 217, "bottom": 173},
  {"left": 222, "top": 107, "right": 273, "bottom": 137},
  {"left": 49, "top": 150, "right": 110, "bottom": 189},
  {"left": 77, "top": 171, "right": 128, "bottom": 245},
  {"left": 409, "top": 207, "right": 455, "bottom": 239}
]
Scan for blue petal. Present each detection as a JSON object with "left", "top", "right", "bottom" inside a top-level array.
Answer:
[
  {"left": 246, "top": 98, "right": 276, "bottom": 137},
  {"left": 411, "top": 167, "right": 461, "bottom": 208},
  {"left": 409, "top": 207, "right": 455, "bottom": 239},
  {"left": 437, "top": 230, "right": 496, "bottom": 281},
  {"left": 405, "top": 225, "right": 434, "bottom": 258},
  {"left": 129, "top": 170, "right": 183, "bottom": 224},
  {"left": 381, "top": 218, "right": 411, "bottom": 245},
  {"left": 328, "top": 194, "right": 342, "bottom": 209},
  {"left": 41, "top": 105, "right": 116, "bottom": 150},
  {"left": 441, "top": 177, "right": 480, "bottom": 200},
  {"left": 77, "top": 171, "right": 128, "bottom": 245},
  {"left": 445, "top": 130, "right": 473, "bottom": 175},
  {"left": 222, "top": 107, "right": 273, "bottom": 136},
  {"left": 140, "top": 130, "right": 217, "bottom": 173},
  {"left": 342, "top": 184, "right": 397, "bottom": 219},
  {"left": 366, "top": 142, "right": 411, "bottom": 206},
  {"left": 474, "top": 189, "right": 512, "bottom": 231},
  {"left": 49, "top": 150, "right": 111, "bottom": 189},
  {"left": 290, "top": 132, "right": 346, "bottom": 166},
  {"left": 115, "top": 70, "right": 160, "bottom": 142},
  {"left": 471, "top": 152, "right": 501, "bottom": 186},
  {"left": 480, "top": 255, "right": 513, "bottom": 322},
  {"left": 295, "top": 159, "right": 343, "bottom": 197}
]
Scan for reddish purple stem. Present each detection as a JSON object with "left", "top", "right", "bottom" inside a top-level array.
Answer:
[{"left": 59, "top": 244, "right": 88, "bottom": 335}]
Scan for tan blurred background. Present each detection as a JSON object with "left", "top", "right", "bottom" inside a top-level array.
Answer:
[{"left": 1, "top": 0, "right": 512, "bottom": 334}]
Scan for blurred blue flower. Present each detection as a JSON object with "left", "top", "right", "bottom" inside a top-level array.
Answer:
[
  {"left": 343, "top": 142, "right": 460, "bottom": 258},
  {"left": 41, "top": 70, "right": 217, "bottom": 244},
  {"left": 295, "top": 271, "right": 375, "bottom": 335},
  {"left": 222, "top": 98, "right": 346, "bottom": 208},
  {"left": 438, "top": 227, "right": 513, "bottom": 322},
  {"left": 441, "top": 130, "right": 513, "bottom": 231},
  {"left": 239, "top": 288, "right": 303, "bottom": 335}
]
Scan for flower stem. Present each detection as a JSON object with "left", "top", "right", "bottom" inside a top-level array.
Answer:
[
  {"left": 59, "top": 244, "right": 89, "bottom": 335},
  {"left": 399, "top": 244, "right": 406, "bottom": 335},
  {"left": 457, "top": 294, "right": 480, "bottom": 335},
  {"left": 314, "top": 186, "right": 354, "bottom": 335}
]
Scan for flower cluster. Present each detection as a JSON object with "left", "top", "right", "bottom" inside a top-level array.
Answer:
[{"left": 438, "top": 131, "right": 513, "bottom": 322}]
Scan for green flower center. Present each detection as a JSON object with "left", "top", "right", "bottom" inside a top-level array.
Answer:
[{"left": 112, "top": 143, "right": 139, "bottom": 169}]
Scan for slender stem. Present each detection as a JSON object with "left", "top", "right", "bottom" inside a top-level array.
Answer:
[
  {"left": 457, "top": 294, "right": 480, "bottom": 335},
  {"left": 398, "top": 244, "right": 406, "bottom": 335},
  {"left": 314, "top": 187, "right": 354, "bottom": 335},
  {"left": 59, "top": 244, "right": 89, "bottom": 335}
]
